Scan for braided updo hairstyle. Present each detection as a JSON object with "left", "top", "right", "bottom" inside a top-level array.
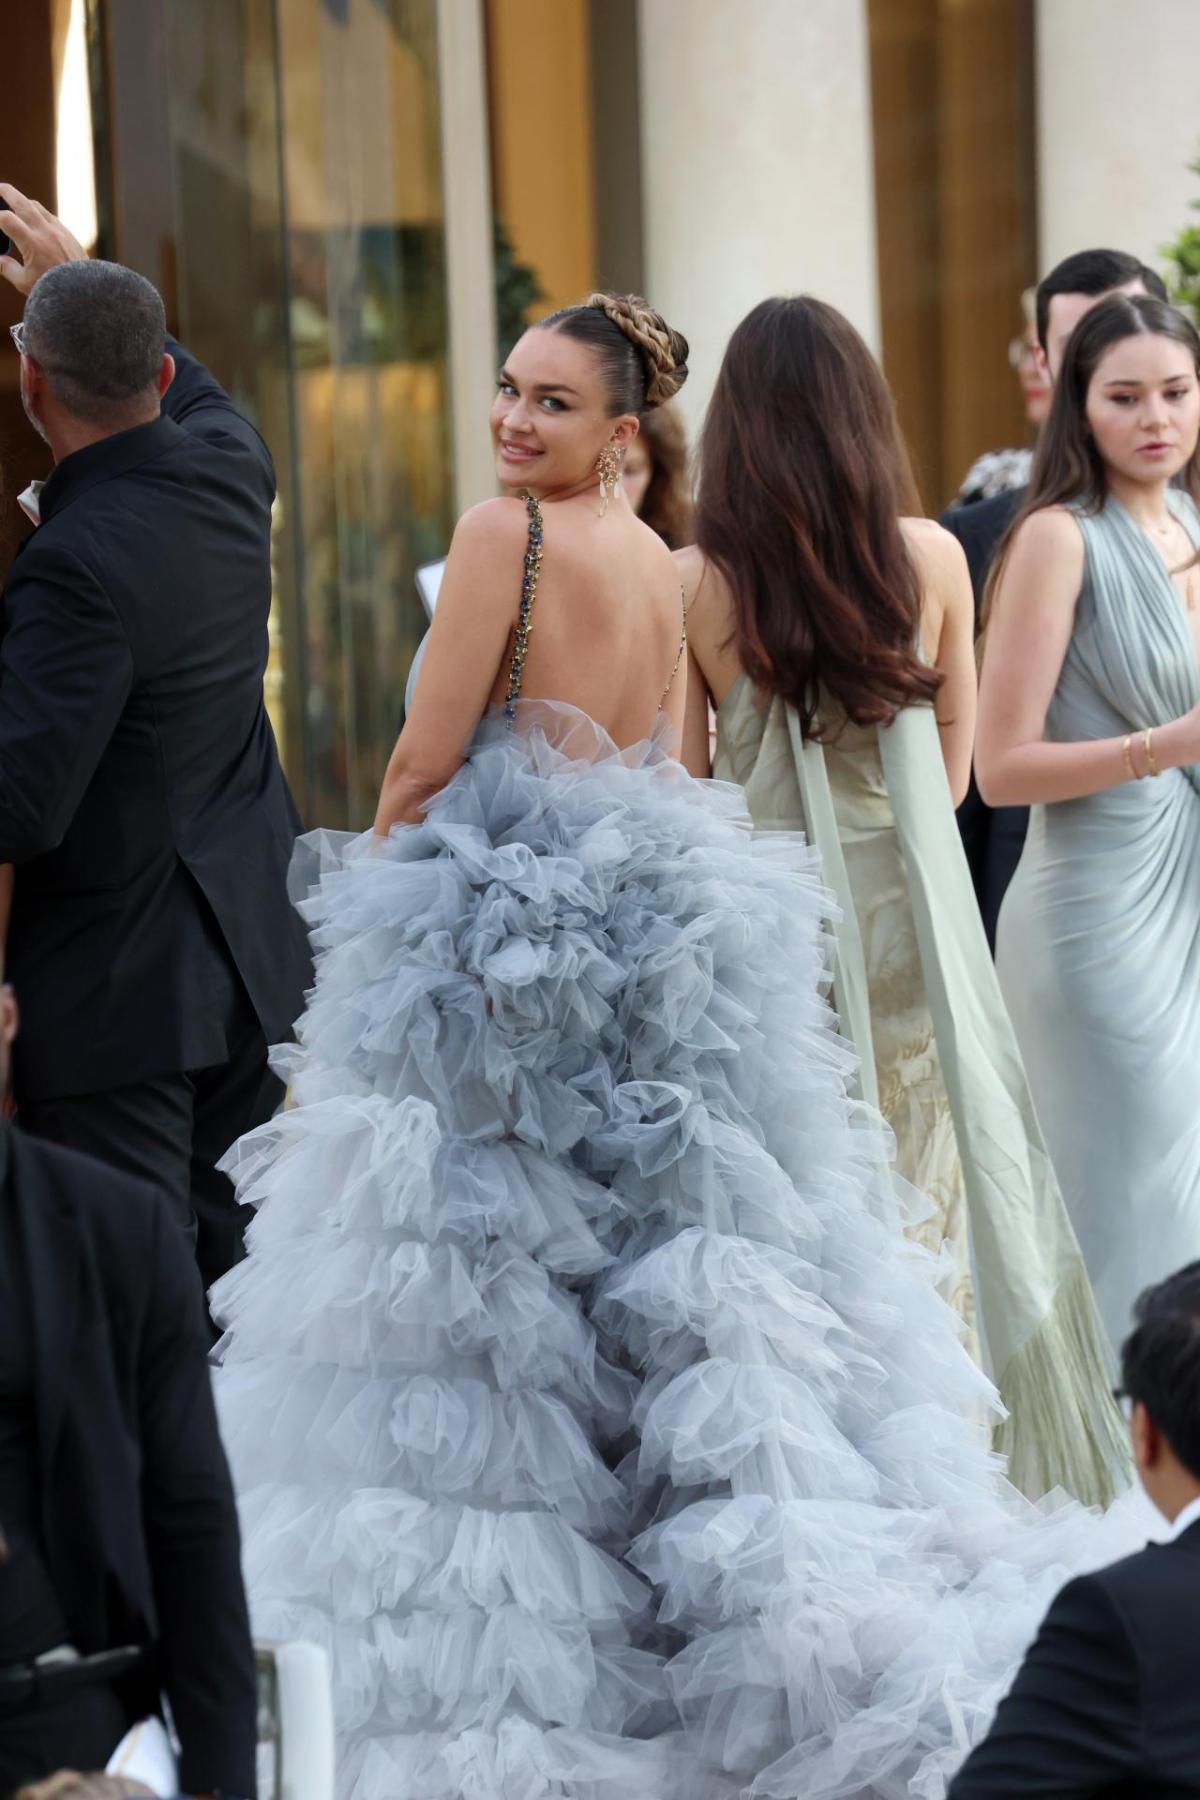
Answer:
[{"left": 539, "top": 292, "right": 689, "bottom": 414}]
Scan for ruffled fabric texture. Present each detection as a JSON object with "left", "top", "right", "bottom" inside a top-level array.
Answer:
[{"left": 212, "top": 702, "right": 1132, "bottom": 1800}]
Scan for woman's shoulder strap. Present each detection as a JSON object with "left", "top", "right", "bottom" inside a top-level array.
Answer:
[{"left": 503, "top": 492, "right": 544, "bottom": 724}]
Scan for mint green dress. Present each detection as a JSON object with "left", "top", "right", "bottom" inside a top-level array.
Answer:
[{"left": 715, "top": 680, "right": 1127, "bottom": 1506}]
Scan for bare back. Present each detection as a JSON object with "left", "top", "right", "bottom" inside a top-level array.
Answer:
[{"left": 489, "top": 494, "right": 688, "bottom": 747}]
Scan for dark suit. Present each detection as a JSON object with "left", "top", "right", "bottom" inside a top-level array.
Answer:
[
  {"left": 0, "top": 1121, "right": 256, "bottom": 1795},
  {"left": 940, "top": 485, "right": 1029, "bottom": 950},
  {"left": 0, "top": 338, "right": 311, "bottom": 1284},
  {"left": 949, "top": 1520, "right": 1200, "bottom": 1797}
]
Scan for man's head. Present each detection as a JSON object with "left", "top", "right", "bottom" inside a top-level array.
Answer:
[
  {"left": 1035, "top": 248, "right": 1169, "bottom": 383},
  {"left": 1121, "top": 1262, "right": 1200, "bottom": 1523},
  {"left": 16, "top": 259, "right": 173, "bottom": 454}
]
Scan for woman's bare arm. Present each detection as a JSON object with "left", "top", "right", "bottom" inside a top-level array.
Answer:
[
  {"left": 373, "top": 501, "right": 525, "bottom": 834},
  {"left": 910, "top": 521, "right": 977, "bottom": 808},
  {"left": 977, "top": 508, "right": 1200, "bottom": 804},
  {"left": 680, "top": 649, "right": 712, "bottom": 776}
]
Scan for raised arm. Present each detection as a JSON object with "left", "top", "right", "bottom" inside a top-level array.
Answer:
[
  {"left": 977, "top": 507, "right": 1200, "bottom": 804},
  {"left": 373, "top": 499, "right": 527, "bottom": 833},
  {"left": 160, "top": 333, "right": 275, "bottom": 484}
]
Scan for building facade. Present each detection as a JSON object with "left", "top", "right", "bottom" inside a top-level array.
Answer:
[{"left": 3, "top": 0, "right": 1199, "bottom": 825}]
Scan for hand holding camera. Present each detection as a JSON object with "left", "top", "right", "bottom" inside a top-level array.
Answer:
[{"left": 0, "top": 185, "right": 88, "bottom": 297}]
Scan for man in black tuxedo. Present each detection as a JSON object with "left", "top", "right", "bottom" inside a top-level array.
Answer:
[
  {"left": 0, "top": 975, "right": 256, "bottom": 1798},
  {"left": 0, "top": 188, "right": 310, "bottom": 1289},
  {"left": 942, "top": 247, "right": 1168, "bottom": 950},
  {"left": 950, "top": 1260, "right": 1200, "bottom": 1798}
]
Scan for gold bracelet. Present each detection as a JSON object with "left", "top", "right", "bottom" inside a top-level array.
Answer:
[
  {"left": 1144, "top": 727, "right": 1161, "bottom": 777},
  {"left": 1123, "top": 734, "right": 1141, "bottom": 780}
]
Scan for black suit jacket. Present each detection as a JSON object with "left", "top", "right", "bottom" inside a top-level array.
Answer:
[
  {"left": 940, "top": 485, "right": 1025, "bottom": 614},
  {"left": 4, "top": 1120, "right": 256, "bottom": 1793},
  {"left": 0, "top": 339, "right": 311, "bottom": 1099},
  {"left": 949, "top": 1521, "right": 1200, "bottom": 1797},
  {"left": 940, "top": 485, "right": 1029, "bottom": 950}
]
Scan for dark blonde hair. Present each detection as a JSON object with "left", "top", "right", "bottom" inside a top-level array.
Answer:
[
  {"left": 539, "top": 293, "right": 689, "bottom": 415},
  {"left": 634, "top": 403, "right": 694, "bottom": 549}
]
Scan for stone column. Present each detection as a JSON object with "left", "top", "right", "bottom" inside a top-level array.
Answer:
[
  {"left": 637, "top": 0, "right": 880, "bottom": 437},
  {"left": 437, "top": 0, "right": 499, "bottom": 512},
  {"left": 1036, "top": 0, "right": 1200, "bottom": 276}
]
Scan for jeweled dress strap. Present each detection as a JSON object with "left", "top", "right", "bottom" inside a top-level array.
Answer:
[
  {"left": 503, "top": 491, "right": 544, "bottom": 725},
  {"left": 659, "top": 586, "right": 689, "bottom": 707}
]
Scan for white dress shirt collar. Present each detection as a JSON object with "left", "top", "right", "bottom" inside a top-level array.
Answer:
[
  {"left": 1170, "top": 1493, "right": 1200, "bottom": 1540},
  {"left": 17, "top": 480, "right": 43, "bottom": 527}
]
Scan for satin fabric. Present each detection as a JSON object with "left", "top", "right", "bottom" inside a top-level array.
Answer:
[
  {"left": 715, "top": 678, "right": 1125, "bottom": 1507},
  {"left": 997, "top": 492, "right": 1200, "bottom": 1353}
]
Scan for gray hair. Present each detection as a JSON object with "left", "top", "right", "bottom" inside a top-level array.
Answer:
[{"left": 22, "top": 260, "right": 166, "bottom": 424}]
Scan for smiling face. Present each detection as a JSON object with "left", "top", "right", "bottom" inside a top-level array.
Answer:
[
  {"left": 490, "top": 326, "right": 639, "bottom": 499},
  {"left": 1085, "top": 331, "right": 1200, "bottom": 490}
]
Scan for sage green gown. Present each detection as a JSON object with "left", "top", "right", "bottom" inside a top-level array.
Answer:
[
  {"left": 715, "top": 680, "right": 1127, "bottom": 1507},
  {"left": 997, "top": 493, "right": 1200, "bottom": 1357}
]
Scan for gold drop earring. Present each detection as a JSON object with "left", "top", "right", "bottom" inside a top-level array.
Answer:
[{"left": 596, "top": 441, "right": 623, "bottom": 516}]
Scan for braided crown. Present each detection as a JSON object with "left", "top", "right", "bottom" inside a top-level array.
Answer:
[{"left": 585, "top": 292, "right": 690, "bottom": 408}]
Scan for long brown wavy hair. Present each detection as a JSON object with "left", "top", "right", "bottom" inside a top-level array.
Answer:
[
  {"left": 695, "top": 296, "right": 936, "bottom": 740},
  {"left": 985, "top": 293, "right": 1200, "bottom": 618}
]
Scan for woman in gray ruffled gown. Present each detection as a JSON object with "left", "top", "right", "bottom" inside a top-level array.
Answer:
[
  {"left": 979, "top": 293, "right": 1200, "bottom": 1356},
  {"left": 212, "top": 293, "right": 1126, "bottom": 1800}
]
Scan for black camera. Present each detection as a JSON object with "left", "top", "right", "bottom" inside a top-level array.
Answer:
[{"left": 0, "top": 201, "right": 12, "bottom": 260}]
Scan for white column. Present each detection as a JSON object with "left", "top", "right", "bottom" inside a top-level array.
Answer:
[
  {"left": 437, "top": 0, "right": 499, "bottom": 512},
  {"left": 1037, "top": 0, "right": 1200, "bottom": 276},
  {"left": 637, "top": 0, "right": 879, "bottom": 439}
]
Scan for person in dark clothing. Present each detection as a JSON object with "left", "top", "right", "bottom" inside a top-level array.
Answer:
[
  {"left": 950, "top": 1260, "right": 1200, "bottom": 1798},
  {"left": 0, "top": 187, "right": 310, "bottom": 1288},
  {"left": 942, "top": 247, "right": 1168, "bottom": 949},
  {"left": 0, "top": 972, "right": 256, "bottom": 1799}
]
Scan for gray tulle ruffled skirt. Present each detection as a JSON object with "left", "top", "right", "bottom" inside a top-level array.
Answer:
[{"left": 211, "top": 703, "right": 1134, "bottom": 1800}]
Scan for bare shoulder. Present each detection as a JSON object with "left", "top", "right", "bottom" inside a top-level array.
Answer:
[
  {"left": 1009, "top": 504, "right": 1083, "bottom": 557},
  {"left": 450, "top": 495, "right": 534, "bottom": 557},
  {"left": 672, "top": 544, "right": 732, "bottom": 623},
  {"left": 900, "top": 515, "right": 969, "bottom": 584}
]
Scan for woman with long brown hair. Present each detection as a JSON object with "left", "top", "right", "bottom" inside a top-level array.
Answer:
[
  {"left": 978, "top": 293, "right": 1200, "bottom": 1357},
  {"left": 681, "top": 294, "right": 1124, "bottom": 1506}
]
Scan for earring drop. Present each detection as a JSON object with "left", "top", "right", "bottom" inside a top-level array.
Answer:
[{"left": 597, "top": 442, "right": 623, "bottom": 516}]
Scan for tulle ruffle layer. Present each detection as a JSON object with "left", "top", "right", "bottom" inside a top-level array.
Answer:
[{"left": 213, "top": 704, "right": 1121, "bottom": 1799}]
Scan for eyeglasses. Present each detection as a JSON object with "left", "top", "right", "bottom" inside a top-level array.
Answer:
[
  {"left": 9, "top": 321, "right": 28, "bottom": 355},
  {"left": 1008, "top": 335, "right": 1039, "bottom": 372},
  {"left": 1112, "top": 1387, "right": 1135, "bottom": 1422}
]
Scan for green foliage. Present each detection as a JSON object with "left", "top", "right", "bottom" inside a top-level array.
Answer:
[
  {"left": 1162, "top": 152, "right": 1200, "bottom": 322},
  {"left": 494, "top": 216, "right": 546, "bottom": 363}
]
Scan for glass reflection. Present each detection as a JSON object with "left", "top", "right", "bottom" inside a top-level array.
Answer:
[{"left": 160, "top": 0, "right": 453, "bottom": 825}]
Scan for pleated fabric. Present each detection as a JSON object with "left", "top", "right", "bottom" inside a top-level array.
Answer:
[{"left": 998, "top": 493, "right": 1200, "bottom": 1354}]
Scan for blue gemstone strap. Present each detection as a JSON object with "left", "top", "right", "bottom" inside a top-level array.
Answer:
[{"left": 504, "top": 491, "right": 544, "bottom": 726}]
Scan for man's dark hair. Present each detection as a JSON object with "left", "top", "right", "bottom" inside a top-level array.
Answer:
[
  {"left": 1121, "top": 1261, "right": 1200, "bottom": 1480},
  {"left": 1036, "top": 248, "right": 1168, "bottom": 351},
  {"left": 22, "top": 259, "right": 166, "bottom": 426}
]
